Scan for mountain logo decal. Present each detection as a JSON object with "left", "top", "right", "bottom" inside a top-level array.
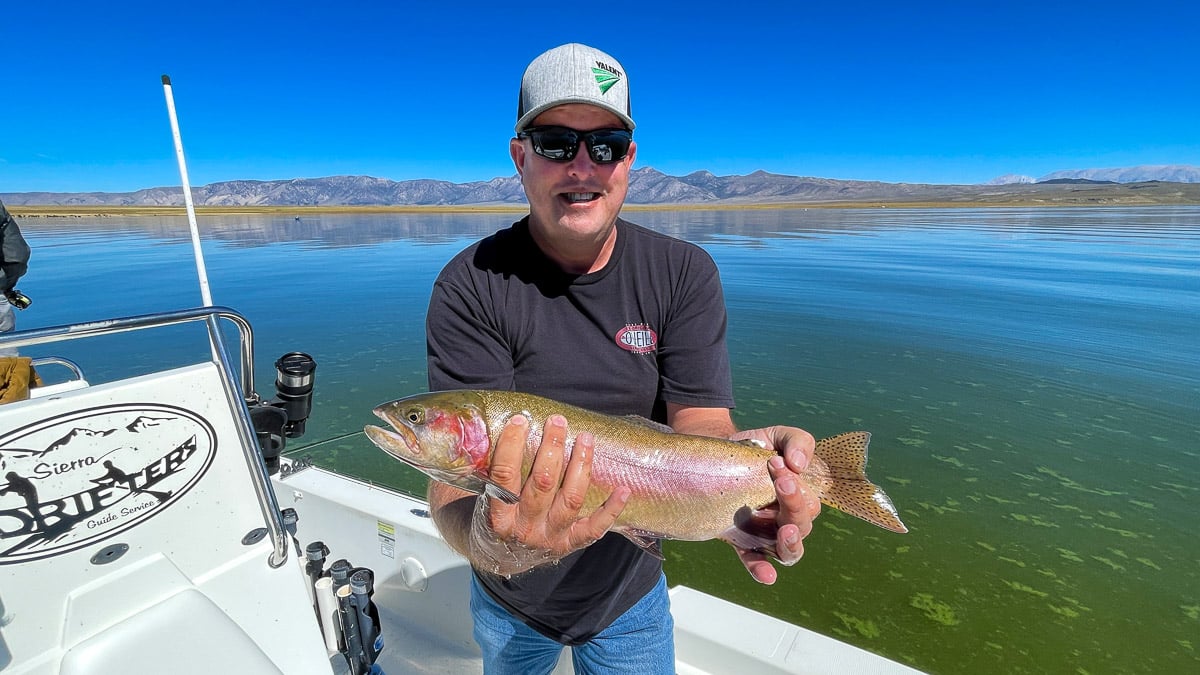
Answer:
[{"left": 0, "top": 403, "right": 217, "bottom": 565}]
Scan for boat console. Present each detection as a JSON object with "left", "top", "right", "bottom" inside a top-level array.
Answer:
[{"left": 0, "top": 308, "right": 377, "bottom": 674}]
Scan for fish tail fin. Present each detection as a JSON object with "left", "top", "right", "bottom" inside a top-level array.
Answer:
[{"left": 814, "top": 432, "right": 908, "bottom": 533}]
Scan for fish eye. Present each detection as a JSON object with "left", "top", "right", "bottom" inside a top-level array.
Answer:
[{"left": 405, "top": 407, "right": 425, "bottom": 425}]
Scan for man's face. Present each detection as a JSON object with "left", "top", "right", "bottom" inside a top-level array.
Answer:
[{"left": 510, "top": 103, "right": 637, "bottom": 246}]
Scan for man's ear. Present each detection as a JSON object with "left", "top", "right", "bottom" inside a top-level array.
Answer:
[{"left": 510, "top": 138, "right": 526, "bottom": 177}]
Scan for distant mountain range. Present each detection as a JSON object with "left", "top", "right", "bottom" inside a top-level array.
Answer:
[
  {"left": 4, "top": 164, "right": 1199, "bottom": 208},
  {"left": 988, "top": 164, "right": 1200, "bottom": 186}
]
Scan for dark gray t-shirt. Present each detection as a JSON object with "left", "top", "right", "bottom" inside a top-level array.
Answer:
[{"left": 426, "top": 216, "right": 734, "bottom": 645}]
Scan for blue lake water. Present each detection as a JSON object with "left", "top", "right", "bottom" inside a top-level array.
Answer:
[{"left": 13, "top": 206, "right": 1200, "bottom": 674}]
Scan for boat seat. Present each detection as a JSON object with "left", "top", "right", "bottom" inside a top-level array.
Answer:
[{"left": 60, "top": 588, "right": 282, "bottom": 675}]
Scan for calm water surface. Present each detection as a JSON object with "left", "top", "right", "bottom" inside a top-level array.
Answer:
[{"left": 16, "top": 207, "right": 1199, "bottom": 674}]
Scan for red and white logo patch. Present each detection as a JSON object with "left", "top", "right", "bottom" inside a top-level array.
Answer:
[{"left": 615, "top": 324, "right": 658, "bottom": 354}]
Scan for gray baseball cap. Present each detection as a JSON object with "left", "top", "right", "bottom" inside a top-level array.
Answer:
[{"left": 515, "top": 43, "right": 635, "bottom": 133}]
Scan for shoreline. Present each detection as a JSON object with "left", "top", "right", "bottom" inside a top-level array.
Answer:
[{"left": 11, "top": 198, "right": 1200, "bottom": 218}]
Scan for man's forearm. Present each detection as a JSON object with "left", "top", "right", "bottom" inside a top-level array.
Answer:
[
  {"left": 667, "top": 404, "right": 737, "bottom": 438},
  {"left": 428, "top": 481, "right": 477, "bottom": 558},
  {"left": 428, "top": 478, "right": 566, "bottom": 577}
]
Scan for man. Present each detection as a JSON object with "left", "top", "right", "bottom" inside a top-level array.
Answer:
[
  {"left": 425, "top": 43, "right": 820, "bottom": 674},
  {"left": 0, "top": 199, "right": 32, "bottom": 357}
]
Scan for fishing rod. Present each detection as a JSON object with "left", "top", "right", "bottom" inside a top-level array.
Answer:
[
  {"left": 161, "top": 75, "right": 214, "bottom": 307},
  {"left": 159, "top": 74, "right": 291, "bottom": 568},
  {"left": 158, "top": 75, "right": 323, "bottom": 571}
]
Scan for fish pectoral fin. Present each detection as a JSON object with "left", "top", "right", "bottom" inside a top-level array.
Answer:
[
  {"left": 718, "top": 505, "right": 780, "bottom": 560},
  {"left": 482, "top": 480, "right": 520, "bottom": 504},
  {"left": 613, "top": 527, "right": 665, "bottom": 560},
  {"left": 718, "top": 526, "right": 778, "bottom": 561}
]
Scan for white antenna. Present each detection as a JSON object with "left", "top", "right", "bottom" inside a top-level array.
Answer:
[{"left": 161, "top": 75, "right": 214, "bottom": 307}]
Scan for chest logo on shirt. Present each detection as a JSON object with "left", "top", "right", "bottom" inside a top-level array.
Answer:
[{"left": 614, "top": 324, "right": 658, "bottom": 354}]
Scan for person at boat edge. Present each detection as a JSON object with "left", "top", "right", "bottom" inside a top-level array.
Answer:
[
  {"left": 422, "top": 43, "right": 821, "bottom": 674},
  {"left": 0, "top": 199, "right": 32, "bottom": 358}
]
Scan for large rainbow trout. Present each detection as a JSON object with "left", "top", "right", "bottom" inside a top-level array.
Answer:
[{"left": 364, "top": 390, "right": 906, "bottom": 560}]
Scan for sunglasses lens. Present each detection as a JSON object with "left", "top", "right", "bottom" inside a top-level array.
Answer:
[
  {"left": 530, "top": 128, "right": 579, "bottom": 161},
  {"left": 584, "top": 130, "right": 632, "bottom": 164}
]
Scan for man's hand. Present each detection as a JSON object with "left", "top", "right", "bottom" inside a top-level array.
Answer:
[
  {"left": 729, "top": 425, "right": 822, "bottom": 585},
  {"left": 468, "top": 413, "right": 630, "bottom": 577}
]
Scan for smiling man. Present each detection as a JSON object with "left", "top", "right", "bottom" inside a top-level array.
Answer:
[{"left": 423, "top": 43, "right": 821, "bottom": 674}]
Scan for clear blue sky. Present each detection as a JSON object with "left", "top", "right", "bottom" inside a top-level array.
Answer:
[{"left": 3, "top": 1, "right": 1197, "bottom": 193}]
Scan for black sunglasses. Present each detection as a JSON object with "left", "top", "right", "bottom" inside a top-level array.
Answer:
[{"left": 517, "top": 125, "right": 633, "bottom": 164}]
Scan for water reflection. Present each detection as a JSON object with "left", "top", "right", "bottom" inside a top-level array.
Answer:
[{"left": 23, "top": 205, "right": 1200, "bottom": 249}]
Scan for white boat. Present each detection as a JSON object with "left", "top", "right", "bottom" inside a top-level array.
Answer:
[{"left": 0, "top": 306, "right": 925, "bottom": 674}]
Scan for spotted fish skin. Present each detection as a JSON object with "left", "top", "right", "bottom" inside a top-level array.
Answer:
[{"left": 365, "top": 390, "right": 907, "bottom": 560}]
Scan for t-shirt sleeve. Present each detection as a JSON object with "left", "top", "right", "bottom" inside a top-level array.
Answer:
[
  {"left": 426, "top": 265, "right": 515, "bottom": 392},
  {"left": 656, "top": 247, "right": 735, "bottom": 409}
]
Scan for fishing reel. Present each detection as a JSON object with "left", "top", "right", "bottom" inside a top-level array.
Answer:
[
  {"left": 4, "top": 289, "right": 31, "bottom": 310},
  {"left": 248, "top": 352, "right": 317, "bottom": 475}
]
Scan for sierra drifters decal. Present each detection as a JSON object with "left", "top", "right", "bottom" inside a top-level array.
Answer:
[{"left": 0, "top": 403, "right": 217, "bottom": 564}]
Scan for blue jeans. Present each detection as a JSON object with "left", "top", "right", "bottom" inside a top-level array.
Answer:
[
  {"left": 0, "top": 296, "right": 15, "bottom": 357},
  {"left": 470, "top": 573, "right": 675, "bottom": 675}
]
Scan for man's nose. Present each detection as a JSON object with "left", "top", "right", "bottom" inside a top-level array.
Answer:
[{"left": 564, "top": 144, "right": 598, "bottom": 176}]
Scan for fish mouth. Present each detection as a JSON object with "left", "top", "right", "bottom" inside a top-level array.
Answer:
[
  {"left": 364, "top": 406, "right": 422, "bottom": 461},
  {"left": 363, "top": 424, "right": 418, "bottom": 463}
]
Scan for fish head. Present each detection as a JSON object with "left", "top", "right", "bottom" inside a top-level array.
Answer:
[{"left": 364, "top": 390, "right": 493, "bottom": 489}]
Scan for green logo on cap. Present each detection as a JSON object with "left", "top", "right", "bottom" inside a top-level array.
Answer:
[{"left": 592, "top": 66, "right": 621, "bottom": 95}]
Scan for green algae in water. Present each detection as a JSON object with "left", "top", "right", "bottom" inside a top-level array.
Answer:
[
  {"left": 1003, "top": 581, "right": 1049, "bottom": 598},
  {"left": 1048, "top": 604, "right": 1081, "bottom": 619},
  {"left": 1011, "top": 513, "right": 1060, "bottom": 528},
  {"left": 1090, "top": 556, "right": 1125, "bottom": 572},
  {"left": 833, "top": 611, "right": 881, "bottom": 639},
  {"left": 917, "top": 499, "right": 961, "bottom": 515},
  {"left": 910, "top": 593, "right": 960, "bottom": 626},
  {"left": 1090, "top": 522, "right": 1142, "bottom": 539},
  {"left": 1035, "top": 466, "right": 1124, "bottom": 496},
  {"left": 933, "top": 454, "right": 967, "bottom": 468},
  {"left": 1057, "top": 548, "right": 1084, "bottom": 563}
]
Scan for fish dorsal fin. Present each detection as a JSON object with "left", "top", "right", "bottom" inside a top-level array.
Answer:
[{"left": 620, "top": 415, "right": 674, "bottom": 434}]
